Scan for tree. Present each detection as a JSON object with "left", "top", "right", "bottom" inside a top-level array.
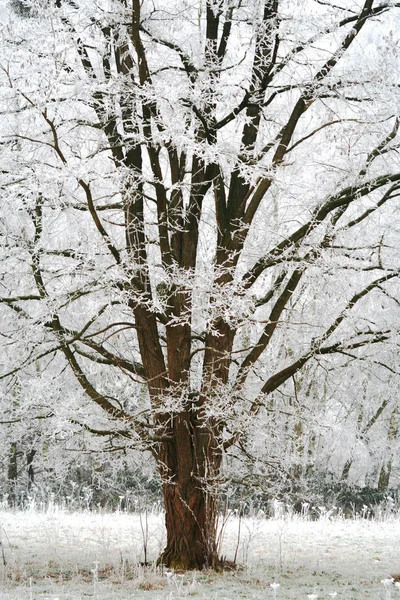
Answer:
[
  {"left": 7, "top": 0, "right": 32, "bottom": 17},
  {"left": 1, "top": 0, "right": 400, "bottom": 569}
]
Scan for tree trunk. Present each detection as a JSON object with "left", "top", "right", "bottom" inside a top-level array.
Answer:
[
  {"left": 159, "top": 477, "right": 220, "bottom": 570},
  {"left": 378, "top": 464, "right": 391, "bottom": 491},
  {"left": 157, "top": 411, "right": 222, "bottom": 570},
  {"left": 341, "top": 458, "right": 352, "bottom": 482},
  {"left": 26, "top": 449, "right": 36, "bottom": 492},
  {"left": 378, "top": 408, "right": 399, "bottom": 491},
  {"left": 8, "top": 442, "right": 18, "bottom": 507}
]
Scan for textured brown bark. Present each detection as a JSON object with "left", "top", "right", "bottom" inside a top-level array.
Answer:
[
  {"left": 159, "top": 474, "right": 220, "bottom": 570},
  {"left": 156, "top": 412, "right": 222, "bottom": 570}
]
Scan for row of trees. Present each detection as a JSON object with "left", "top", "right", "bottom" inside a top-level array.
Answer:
[{"left": 1, "top": 0, "right": 399, "bottom": 569}]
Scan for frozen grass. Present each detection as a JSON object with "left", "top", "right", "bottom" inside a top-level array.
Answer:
[{"left": 0, "top": 504, "right": 400, "bottom": 599}]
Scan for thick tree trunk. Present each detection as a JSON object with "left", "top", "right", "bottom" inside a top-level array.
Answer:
[
  {"left": 157, "top": 412, "right": 222, "bottom": 570},
  {"left": 159, "top": 477, "right": 220, "bottom": 570}
]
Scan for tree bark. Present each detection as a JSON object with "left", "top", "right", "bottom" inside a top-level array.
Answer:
[
  {"left": 159, "top": 475, "right": 220, "bottom": 570},
  {"left": 27, "top": 448, "right": 36, "bottom": 492},
  {"left": 157, "top": 411, "right": 222, "bottom": 570},
  {"left": 8, "top": 442, "right": 18, "bottom": 507},
  {"left": 378, "top": 408, "right": 399, "bottom": 491}
]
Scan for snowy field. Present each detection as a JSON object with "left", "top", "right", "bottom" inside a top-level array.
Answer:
[{"left": 0, "top": 505, "right": 400, "bottom": 599}]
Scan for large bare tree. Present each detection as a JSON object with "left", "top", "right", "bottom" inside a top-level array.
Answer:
[{"left": 1, "top": 0, "right": 399, "bottom": 568}]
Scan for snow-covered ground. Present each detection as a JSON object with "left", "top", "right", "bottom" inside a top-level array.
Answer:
[{"left": 0, "top": 505, "right": 399, "bottom": 599}]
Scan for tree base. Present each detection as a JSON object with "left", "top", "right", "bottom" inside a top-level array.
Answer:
[{"left": 157, "top": 546, "right": 223, "bottom": 571}]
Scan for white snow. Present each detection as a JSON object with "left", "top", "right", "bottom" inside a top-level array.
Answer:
[{"left": 0, "top": 506, "right": 399, "bottom": 599}]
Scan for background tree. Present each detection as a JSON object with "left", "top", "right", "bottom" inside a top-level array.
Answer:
[
  {"left": 7, "top": 0, "right": 31, "bottom": 17},
  {"left": 1, "top": 0, "right": 399, "bottom": 569}
]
